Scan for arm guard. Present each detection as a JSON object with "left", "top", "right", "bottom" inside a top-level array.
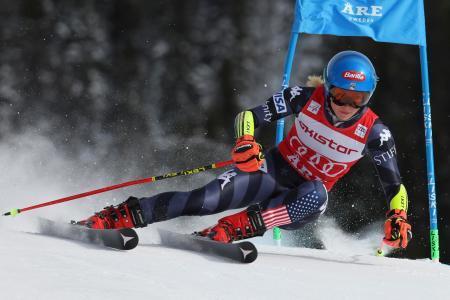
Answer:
[
  {"left": 365, "top": 119, "right": 408, "bottom": 211},
  {"left": 389, "top": 184, "right": 408, "bottom": 212},
  {"left": 234, "top": 111, "right": 255, "bottom": 138}
]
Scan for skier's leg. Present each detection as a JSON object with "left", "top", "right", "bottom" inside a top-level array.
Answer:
[
  {"left": 79, "top": 169, "right": 271, "bottom": 229},
  {"left": 136, "top": 147, "right": 301, "bottom": 226},
  {"left": 201, "top": 179, "right": 328, "bottom": 242},
  {"left": 80, "top": 148, "right": 294, "bottom": 229},
  {"left": 138, "top": 167, "right": 273, "bottom": 224},
  {"left": 260, "top": 180, "right": 328, "bottom": 230}
]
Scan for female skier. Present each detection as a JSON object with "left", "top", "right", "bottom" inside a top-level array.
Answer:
[{"left": 79, "top": 51, "right": 412, "bottom": 249}]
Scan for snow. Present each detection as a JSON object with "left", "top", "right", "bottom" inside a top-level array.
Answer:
[
  {"left": 1, "top": 221, "right": 449, "bottom": 300},
  {"left": 1, "top": 134, "right": 449, "bottom": 299}
]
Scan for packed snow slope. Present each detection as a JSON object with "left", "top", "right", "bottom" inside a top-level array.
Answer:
[
  {"left": 0, "top": 135, "right": 448, "bottom": 299},
  {"left": 1, "top": 219, "right": 449, "bottom": 300}
]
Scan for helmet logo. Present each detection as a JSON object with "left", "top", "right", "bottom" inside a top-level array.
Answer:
[{"left": 342, "top": 71, "right": 366, "bottom": 81}]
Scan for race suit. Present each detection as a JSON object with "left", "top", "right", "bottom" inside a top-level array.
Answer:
[{"left": 136, "top": 85, "right": 408, "bottom": 229}]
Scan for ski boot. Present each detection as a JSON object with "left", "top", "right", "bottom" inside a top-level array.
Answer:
[
  {"left": 77, "top": 197, "right": 147, "bottom": 229},
  {"left": 198, "top": 205, "right": 267, "bottom": 243}
]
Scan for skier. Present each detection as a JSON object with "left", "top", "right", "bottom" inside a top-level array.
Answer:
[{"left": 79, "top": 50, "right": 412, "bottom": 249}]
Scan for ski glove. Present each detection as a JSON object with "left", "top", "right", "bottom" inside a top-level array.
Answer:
[
  {"left": 383, "top": 209, "right": 412, "bottom": 249},
  {"left": 231, "top": 135, "right": 264, "bottom": 172}
]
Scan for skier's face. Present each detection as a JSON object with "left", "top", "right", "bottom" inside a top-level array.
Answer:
[
  {"left": 329, "top": 87, "right": 367, "bottom": 120},
  {"left": 330, "top": 98, "right": 360, "bottom": 121}
]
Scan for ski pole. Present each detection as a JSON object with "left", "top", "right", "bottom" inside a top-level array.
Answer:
[{"left": 3, "top": 159, "right": 234, "bottom": 217}]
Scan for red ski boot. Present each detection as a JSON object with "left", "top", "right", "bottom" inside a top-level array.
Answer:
[
  {"left": 78, "top": 197, "right": 147, "bottom": 229},
  {"left": 199, "top": 205, "right": 267, "bottom": 243}
]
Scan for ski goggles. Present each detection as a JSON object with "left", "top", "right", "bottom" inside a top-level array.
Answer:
[{"left": 329, "top": 87, "right": 370, "bottom": 108}]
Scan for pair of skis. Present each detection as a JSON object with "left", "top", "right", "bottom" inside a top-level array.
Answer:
[{"left": 38, "top": 219, "right": 258, "bottom": 263}]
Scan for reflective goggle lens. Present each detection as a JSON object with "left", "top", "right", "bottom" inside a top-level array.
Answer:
[{"left": 330, "top": 87, "right": 370, "bottom": 108}]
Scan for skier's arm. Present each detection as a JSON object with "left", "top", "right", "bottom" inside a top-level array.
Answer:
[
  {"left": 365, "top": 120, "right": 408, "bottom": 211},
  {"left": 234, "top": 86, "right": 315, "bottom": 138},
  {"left": 365, "top": 120, "right": 411, "bottom": 248},
  {"left": 231, "top": 86, "right": 313, "bottom": 173}
]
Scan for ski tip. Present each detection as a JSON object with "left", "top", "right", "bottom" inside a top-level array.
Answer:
[{"left": 238, "top": 241, "right": 258, "bottom": 263}]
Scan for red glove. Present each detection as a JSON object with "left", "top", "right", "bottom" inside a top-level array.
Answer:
[
  {"left": 383, "top": 209, "right": 412, "bottom": 249},
  {"left": 231, "top": 135, "right": 264, "bottom": 172}
]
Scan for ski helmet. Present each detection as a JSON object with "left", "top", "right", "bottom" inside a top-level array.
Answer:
[{"left": 323, "top": 51, "right": 378, "bottom": 106}]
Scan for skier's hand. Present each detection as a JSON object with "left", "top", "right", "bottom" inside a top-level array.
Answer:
[
  {"left": 231, "top": 135, "right": 264, "bottom": 172},
  {"left": 383, "top": 209, "right": 412, "bottom": 249}
]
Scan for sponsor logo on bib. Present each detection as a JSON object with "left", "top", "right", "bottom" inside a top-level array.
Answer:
[
  {"left": 354, "top": 124, "right": 368, "bottom": 138},
  {"left": 307, "top": 100, "right": 321, "bottom": 115}
]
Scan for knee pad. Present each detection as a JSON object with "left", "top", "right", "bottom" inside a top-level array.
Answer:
[
  {"left": 294, "top": 180, "right": 328, "bottom": 214},
  {"left": 311, "top": 181, "right": 328, "bottom": 214}
]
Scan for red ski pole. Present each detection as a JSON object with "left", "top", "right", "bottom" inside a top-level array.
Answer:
[{"left": 3, "top": 159, "right": 233, "bottom": 217}]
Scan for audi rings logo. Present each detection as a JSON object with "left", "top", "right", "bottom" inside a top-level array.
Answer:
[{"left": 289, "top": 136, "right": 348, "bottom": 178}]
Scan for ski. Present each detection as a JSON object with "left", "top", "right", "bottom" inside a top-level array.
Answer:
[
  {"left": 37, "top": 218, "right": 139, "bottom": 250},
  {"left": 157, "top": 229, "right": 258, "bottom": 263}
]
